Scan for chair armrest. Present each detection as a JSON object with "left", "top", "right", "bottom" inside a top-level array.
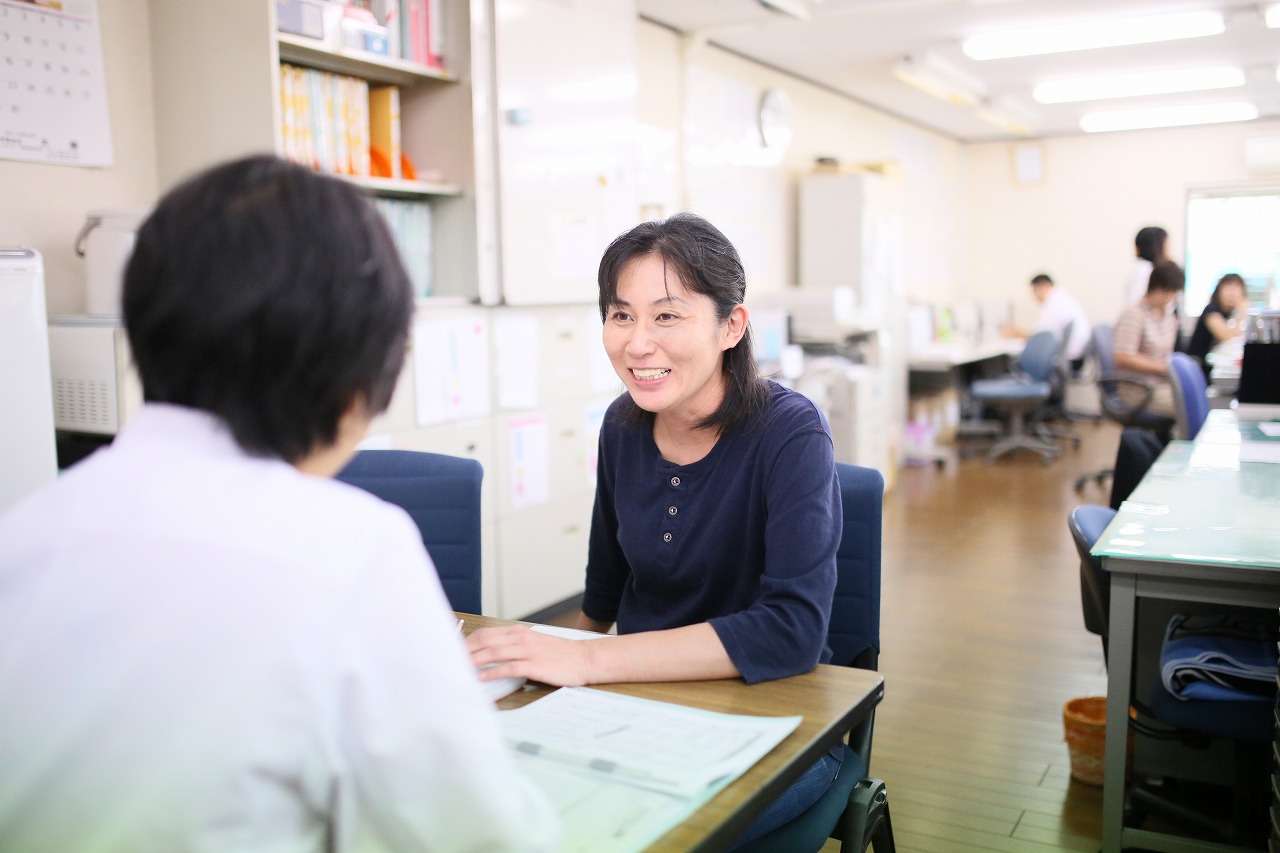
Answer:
[{"left": 1097, "top": 372, "right": 1156, "bottom": 420}]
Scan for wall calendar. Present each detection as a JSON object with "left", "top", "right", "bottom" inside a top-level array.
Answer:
[{"left": 0, "top": 0, "right": 111, "bottom": 166}]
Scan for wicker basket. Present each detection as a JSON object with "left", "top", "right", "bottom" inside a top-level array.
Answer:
[{"left": 1063, "top": 696, "right": 1109, "bottom": 786}]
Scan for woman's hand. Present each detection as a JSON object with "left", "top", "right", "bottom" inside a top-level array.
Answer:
[{"left": 466, "top": 624, "right": 596, "bottom": 687}]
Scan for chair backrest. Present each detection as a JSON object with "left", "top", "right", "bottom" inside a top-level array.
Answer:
[
  {"left": 1068, "top": 504, "right": 1117, "bottom": 654},
  {"left": 336, "top": 449, "right": 484, "bottom": 614},
  {"left": 1091, "top": 323, "right": 1117, "bottom": 378},
  {"left": 1017, "top": 330, "right": 1059, "bottom": 382},
  {"left": 830, "top": 463, "right": 883, "bottom": 672},
  {"left": 1168, "top": 352, "right": 1209, "bottom": 440}
]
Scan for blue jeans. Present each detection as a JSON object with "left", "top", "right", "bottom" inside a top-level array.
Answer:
[{"left": 728, "top": 748, "right": 844, "bottom": 848}]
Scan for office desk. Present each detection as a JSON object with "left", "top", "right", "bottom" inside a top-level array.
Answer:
[
  {"left": 1092, "top": 439, "right": 1280, "bottom": 853},
  {"left": 458, "top": 614, "right": 885, "bottom": 852},
  {"left": 906, "top": 338, "right": 1023, "bottom": 373}
]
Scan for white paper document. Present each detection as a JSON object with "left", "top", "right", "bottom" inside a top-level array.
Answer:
[{"left": 500, "top": 687, "right": 801, "bottom": 853}]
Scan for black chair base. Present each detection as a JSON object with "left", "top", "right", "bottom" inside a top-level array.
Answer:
[{"left": 841, "top": 778, "right": 895, "bottom": 853}]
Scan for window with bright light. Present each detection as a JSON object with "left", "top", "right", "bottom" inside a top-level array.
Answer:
[{"left": 1185, "top": 188, "right": 1280, "bottom": 316}]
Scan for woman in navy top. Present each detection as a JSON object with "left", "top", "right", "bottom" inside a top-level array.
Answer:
[{"left": 469, "top": 213, "right": 843, "bottom": 845}]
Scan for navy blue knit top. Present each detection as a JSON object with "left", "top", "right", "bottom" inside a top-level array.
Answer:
[{"left": 581, "top": 381, "right": 841, "bottom": 684}]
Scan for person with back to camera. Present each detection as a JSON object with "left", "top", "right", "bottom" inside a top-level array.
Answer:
[
  {"left": 1113, "top": 260, "right": 1186, "bottom": 419},
  {"left": 466, "top": 213, "right": 843, "bottom": 847},
  {"left": 1125, "top": 226, "right": 1169, "bottom": 306},
  {"left": 1186, "top": 272, "right": 1248, "bottom": 381},
  {"left": 0, "top": 155, "right": 558, "bottom": 853}
]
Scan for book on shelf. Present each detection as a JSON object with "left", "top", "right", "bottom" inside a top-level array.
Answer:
[
  {"left": 368, "top": 85, "right": 402, "bottom": 180},
  {"left": 373, "top": 197, "right": 432, "bottom": 298},
  {"left": 500, "top": 686, "right": 801, "bottom": 853},
  {"left": 279, "top": 63, "right": 371, "bottom": 178}
]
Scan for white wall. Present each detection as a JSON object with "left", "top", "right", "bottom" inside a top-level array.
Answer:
[
  {"left": 0, "top": 0, "right": 159, "bottom": 316},
  {"left": 961, "top": 120, "right": 1280, "bottom": 331},
  {"left": 634, "top": 21, "right": 967, "bottom": 305}
]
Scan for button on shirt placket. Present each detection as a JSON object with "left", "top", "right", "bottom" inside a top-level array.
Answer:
[{"left": 663, "top": 475, "right": 682, "bottom": 547}]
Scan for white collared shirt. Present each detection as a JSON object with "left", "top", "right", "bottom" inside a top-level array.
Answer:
[
  {"left": 1033, "top": 287, "right": 1092, "bottom": 361},
  {"left": 0, "top": 404, "right": 558, "bottom": 853}
]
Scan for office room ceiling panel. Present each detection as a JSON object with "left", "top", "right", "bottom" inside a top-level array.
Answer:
[{"left": 636, "top": 0, "right": 1280, "bottom": 141}]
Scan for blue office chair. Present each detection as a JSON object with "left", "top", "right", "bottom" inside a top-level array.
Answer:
[
  {"left": 1068, "top": 505, "right": 1272, "bottom": 846},
  {"left": 738, "top": 463, "right": 895, "bottom": 853},
  {"left": 1167, "top": 352, "right": 1209, "bottom": 440},
  {"left": 967, "top": 330, "right": 1060, "bottom": 463},
  {"left": 336, "top": 449, "right": 484, "bottom": 615}
]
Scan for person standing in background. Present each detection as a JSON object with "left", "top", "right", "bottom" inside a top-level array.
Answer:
[
  {"left": 1125, "top": 226, "right": 1169, "bottom": 306},
  {"left": 1114, "top": 260, "right": 1185, "bottom": 418}
]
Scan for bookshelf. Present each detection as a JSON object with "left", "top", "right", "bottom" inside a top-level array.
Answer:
[{"left": 148, "top": 0, "right": 485, "bottom": 302}]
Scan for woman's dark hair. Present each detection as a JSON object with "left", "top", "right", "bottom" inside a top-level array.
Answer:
[
  {"left": 1146, "top": 260, "right": 1186, "bottom": 294},
  {"left": 1134, "top": 226, "right": 1168, "bottom": 263},
  {"left": 1209, "top": 272, "right": 1245, "bottom": 308},
  {"left": 123, "top": 155, "right": 413, "bottom": 464},
  {"left": 1030, "top": 273, "right": 1053, "bottom": 286},
  {"left": 597, "top": 213, "right": 769, "bottom": 434}
]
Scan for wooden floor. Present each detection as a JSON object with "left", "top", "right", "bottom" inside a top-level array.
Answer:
[
  {"left": 542, "top": 415, "right": 1125, "bottom": 852},
  {"left": 871, "top": 419, "right": 1119, "bottom": 853}
]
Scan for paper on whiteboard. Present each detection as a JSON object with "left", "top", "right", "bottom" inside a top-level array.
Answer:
[
  {"left": 413, "top": 315, "right": 491, "bottom": 425},
  {"left": 0, "top": 0, "right": 113, "bottom": 166}
]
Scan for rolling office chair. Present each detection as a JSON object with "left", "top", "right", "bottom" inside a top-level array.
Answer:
[
  {"left": 336, "top": 449, "right": 484, "bottom": 615},
  {"left": 1068, "top": 505, "right": 1272, "bottom": 846},
  {"left": 966, "top": 330, "right": 1060, "bottom": 463},
  {"left": 738, "top": 463, "right": 895, "bottom": 853},
  {"left": 1032, "top": 320, "right": 1083, "bottom": 449},
  {"left": 1167, "top": 352, "right": 1209, "bottom": 441},
  {"left": 1073, "top": 323, "right": 1175, "bottom": 493}
]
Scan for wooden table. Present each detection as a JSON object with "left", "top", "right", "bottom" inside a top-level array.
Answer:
[{"left": 459, "top": 614, "right": 885, "bottom": 852}]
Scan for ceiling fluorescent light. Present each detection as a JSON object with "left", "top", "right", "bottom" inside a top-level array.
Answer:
[
  {"left": 1266, "top": 4, "right": 1280, "bottom": 28},
  {"left": 1080, "top": 101, "right": 1257, "bottom": 133},
  {"left": 892, "top": 53, "right": 986, "bottom": 106},
  {"left": 963, "top": 10, "right": 1224, "bottom": 60},
  {"left": 1034, "top": 66, "right": 1245, "bottom": 104},
  {"left": 976, "top": 98, "right": 1036, "bottom": 136},
  {"left": 758, "top": 0, "right": 810, "bottom": 20}
]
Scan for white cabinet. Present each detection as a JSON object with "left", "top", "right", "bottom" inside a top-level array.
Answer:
[{"left": 799, "top": 172, "right": 906, "bottom": 475}]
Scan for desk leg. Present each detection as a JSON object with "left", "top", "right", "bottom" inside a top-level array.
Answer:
[{"left": 1102, "top": 572, "right": 1137, "bottom": 853}]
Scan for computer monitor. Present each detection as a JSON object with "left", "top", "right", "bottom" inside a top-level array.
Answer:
[{"left": 1237, "top": 342, "right": 1280, "bottom": 405}]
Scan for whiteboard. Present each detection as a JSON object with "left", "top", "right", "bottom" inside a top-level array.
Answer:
[{"left": 491, "top": 0, "right": 638, "bottom": 305}]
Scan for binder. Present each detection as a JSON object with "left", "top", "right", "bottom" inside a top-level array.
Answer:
[{"left": 369, "top": 85, "right": 402, "bottom": 180}]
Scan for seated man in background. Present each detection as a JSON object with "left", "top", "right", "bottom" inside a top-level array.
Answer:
[
  {"left": 1113, "top": 261, "right": 1185, "bottom": 419},
  {"left": 1003, "top": 273, "right": 1092, "bottom": 373},
  {"left": 0, "top": 156, "right": 558, "bottom": 853}
]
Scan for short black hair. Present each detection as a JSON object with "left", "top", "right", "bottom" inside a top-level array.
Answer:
[
  {"left": 1146, "top": 261, "right": 1186, "bottom": 294},
  {"left": 1030, "top": 274, "right": 1053, "bottom": 286},
  {"left": 597, "top": 213, "right": 769, "bottom": 434},
  {"left": 123, "top": 155, "right": 413, "bottom": 464},
  {"left": 1135, "top": 226, "right": 1168, "bottom": 263}
]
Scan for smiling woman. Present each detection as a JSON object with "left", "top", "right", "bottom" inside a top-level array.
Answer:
[{"left": 466, "top": 213, "right": 846, "bottom": 848}]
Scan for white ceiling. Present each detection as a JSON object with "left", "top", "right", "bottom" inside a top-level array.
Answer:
[{"left": 634, "top": 0, "right": 1280, "bottom": 142}]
